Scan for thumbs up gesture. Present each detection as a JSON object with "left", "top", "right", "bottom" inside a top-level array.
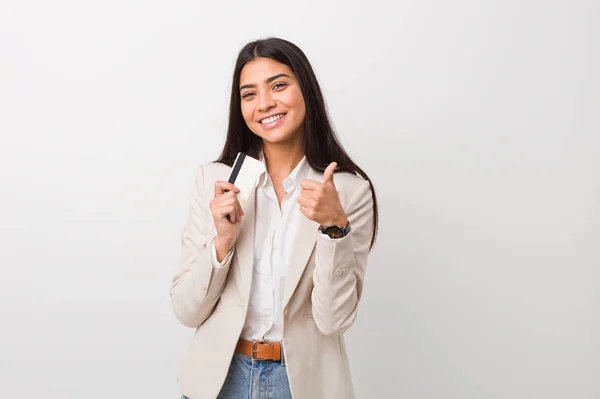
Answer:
[{"left": 298, "top": 162, "right": 348, "bottom": 226}]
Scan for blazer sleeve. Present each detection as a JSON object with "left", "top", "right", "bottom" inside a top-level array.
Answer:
[
  {"left": 311, "top": 178, "right": 375, "bottom": 336},
  {"left": 170, "top": 165, "right": 233, "bottom": 328}
]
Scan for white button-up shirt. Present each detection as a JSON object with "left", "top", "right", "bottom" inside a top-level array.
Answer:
[{"left": 212, "top": 155, "right": 310, "bottom": 342}]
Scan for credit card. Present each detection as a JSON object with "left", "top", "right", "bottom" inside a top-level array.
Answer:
[{"left": 227, "top": 152, "right": 265, "bottom": 202}]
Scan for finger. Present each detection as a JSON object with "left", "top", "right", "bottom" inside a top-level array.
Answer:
[
  {"left": 230, "top": 205, "right": 239, "bottom": 224},
  {"left": 297, "top": 196, "right": 317, "bottom": 209},
  {"left": 218, "top": 205, "right": 236, "bottom": 221},
  {"left": 214, "top": 181, "right": 240, "bottom": 197},
  {"left": 300, "top": 179, "right": 321, "bottom": 191},
  {"left": 216, "top": 195, "right": 244, "bottom": 221},
  {"left": 230, "top": 199, "right": 241, "bottom": 223},
  {"left": 215, "top": 190, "right": 238, "bottom": 205},
  {"left": 300, "top": 188, "right": 315, "bottom": 200},
  {"left": 236, "top": 198, "right": 245, "bottom": 216},
  {"left": 232, "top": 205, "right": 242, "bottom": 224},
  {"left": 299, "top": 205, "right": 314, "bottom": 221},
  {"left": 299, "top": 205, "right": 309, "bottom": 219},
  {"left": 323, "top": 162, "right": 337, "bottom": 185},
  {"left": 211, "top": 191, "right": 236, "bottom": 210}
]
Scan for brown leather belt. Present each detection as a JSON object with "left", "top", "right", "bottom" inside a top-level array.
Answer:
[{"left": 236, "top": 338, "right": 282, "bottom": 361}]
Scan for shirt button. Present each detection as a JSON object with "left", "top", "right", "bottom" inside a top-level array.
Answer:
[{"left": 334, "top": 269, "right": 343, "bottom": 276}]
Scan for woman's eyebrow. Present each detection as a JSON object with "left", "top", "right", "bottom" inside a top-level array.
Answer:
[{"left": 240, "top": 73, "right": 291, "bottom": 91}]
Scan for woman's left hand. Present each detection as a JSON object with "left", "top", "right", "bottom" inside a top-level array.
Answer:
[{"left": 298, "top": 162, "right": 349, "bottom": 227}]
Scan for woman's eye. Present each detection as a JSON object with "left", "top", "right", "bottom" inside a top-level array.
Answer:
[
  {"left": 273, "top": 82, "right": 287, "bottom": 90},
  {"left": 242, "top": 92, "right": 255, "bottom": 99}
]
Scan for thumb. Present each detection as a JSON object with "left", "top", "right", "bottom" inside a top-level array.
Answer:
[{"left": 323, "top": 162, "right": 337, "bottom": 185}]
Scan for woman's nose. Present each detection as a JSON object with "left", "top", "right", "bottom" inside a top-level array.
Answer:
[{"left": 258, "top": 92, "right": 276, "bottom": 111}]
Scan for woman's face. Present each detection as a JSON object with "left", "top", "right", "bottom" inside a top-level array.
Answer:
[{"left": 239, "top": 57, "right": 306, "bottom": 147}]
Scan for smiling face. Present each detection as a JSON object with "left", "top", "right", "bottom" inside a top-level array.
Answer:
[{"left": 239, "top": 57, "right": 306, "bottom": 149}]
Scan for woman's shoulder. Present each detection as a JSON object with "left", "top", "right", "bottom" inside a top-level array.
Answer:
[
  {"left": 200, "top": 161, "right": 231, "bottom": 175},
  {"left": 191, "top": 161, "right": 232, "bottom": 188},
  {"left": 330, "top": 170, "right": 372, "bottom": 200},
  {"left": 334, "top": 169, "right": 369, "bottom": 187}
]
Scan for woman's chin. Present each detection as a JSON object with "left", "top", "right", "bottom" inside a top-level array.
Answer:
[{"left": 258, "top": 129, "right": 292, "bottom": 144}]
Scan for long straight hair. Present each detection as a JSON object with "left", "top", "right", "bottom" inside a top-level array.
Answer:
[{"left": 216, "top": 37, "right": 379, "bottom": 249}]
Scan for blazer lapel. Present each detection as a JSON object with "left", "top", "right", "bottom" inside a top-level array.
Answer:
[
  {"left": 234, "top": 187, "right": 256, "bottom": 302},
  {"left": 283, "top": 167, "right": 322, "bottom": 309}
]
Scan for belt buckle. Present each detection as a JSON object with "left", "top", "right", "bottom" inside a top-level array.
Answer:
[{"left": 251, "top": 341, "right": 262, "bottom": 360}]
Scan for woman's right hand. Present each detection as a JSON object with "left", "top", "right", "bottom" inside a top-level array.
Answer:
[{"left": 210, "top": 181, "right": 244, "bottom": 260}]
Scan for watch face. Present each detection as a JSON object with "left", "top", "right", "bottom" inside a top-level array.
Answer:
[{"left": 323, "top": 226, "right": 344, "bottom": 238}]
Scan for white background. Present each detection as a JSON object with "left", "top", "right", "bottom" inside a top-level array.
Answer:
[{"left": 1, "top": 0, "right": 598, "bottom": 398}]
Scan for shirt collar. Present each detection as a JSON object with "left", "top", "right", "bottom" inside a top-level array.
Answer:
[
  {"left": 257, "top": 152, "right": 309, "bottom": 189},
  {"left": 285, "top": 155, "right": 309, "bottom": 189}
]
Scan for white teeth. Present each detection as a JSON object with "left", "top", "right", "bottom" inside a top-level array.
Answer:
[{"left": 261, "top": 114, "right": 285, "bottom": 124}]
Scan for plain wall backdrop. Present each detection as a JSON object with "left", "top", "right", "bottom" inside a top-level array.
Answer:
[{"left": 1, "top": 0, "right": 598, "bottom": 398}]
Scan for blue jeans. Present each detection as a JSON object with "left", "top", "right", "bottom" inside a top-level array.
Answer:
[{"left": 181, "top": 352, "right": 292, "bottom": 399}]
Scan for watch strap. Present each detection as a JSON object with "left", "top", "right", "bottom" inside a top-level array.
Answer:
[{"left": 319, "top": 221, "right": 351, "bottom": 238}]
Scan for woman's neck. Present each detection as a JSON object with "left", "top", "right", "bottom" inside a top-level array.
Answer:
[{"left": 262, "top": 142, "right": 305, "bottom": 180}]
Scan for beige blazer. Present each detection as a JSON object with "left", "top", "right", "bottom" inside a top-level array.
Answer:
[{"left": 170, "top": 161, "right": 374, "bottom": 399}]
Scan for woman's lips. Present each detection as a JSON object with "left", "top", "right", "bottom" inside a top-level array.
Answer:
[{"left": 260, "top": 113, "right": 287, "bottom": 129}]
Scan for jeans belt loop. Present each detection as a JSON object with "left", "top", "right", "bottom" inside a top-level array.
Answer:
[{"left": 252, "top": 341, "right": 259, "bottom": 360}]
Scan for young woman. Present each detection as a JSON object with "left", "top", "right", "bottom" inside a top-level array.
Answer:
[{"left": 171, "top": 37, "right": 379, "bottom": 399}]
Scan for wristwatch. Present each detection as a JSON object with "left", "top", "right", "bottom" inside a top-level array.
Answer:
[{"left": 318, "top": 222, "right": 351, "bottom": 239}]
